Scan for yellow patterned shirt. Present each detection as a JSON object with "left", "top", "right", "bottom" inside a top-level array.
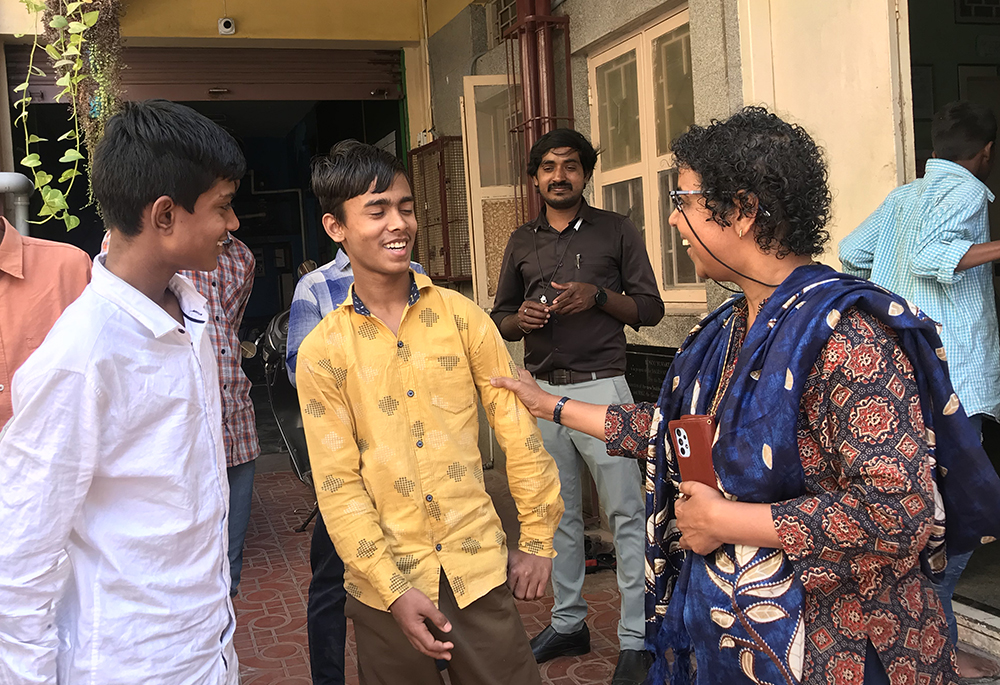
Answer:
[{"left": 296, "top": 272, "right": 563, "bottom": 611}]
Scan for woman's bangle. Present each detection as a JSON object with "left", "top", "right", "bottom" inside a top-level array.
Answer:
[{"left": 552, "top": 396, "right": 571, "bottom": 424}]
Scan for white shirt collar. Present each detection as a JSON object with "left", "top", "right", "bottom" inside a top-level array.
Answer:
[{"left": 91, "top": 255, "right": 209, "bottom": 339}]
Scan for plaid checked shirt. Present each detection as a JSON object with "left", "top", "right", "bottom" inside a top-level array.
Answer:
[
  {"left": 839, "top": 158, "right": 1000, "bottom": 418},
  {"left": 100, "top": 233, "right": 259, "bottom": 466},
  {"left": 286, "top": 249, "right": 425, "bottom": 386},
  {"left": 185, "top": 237, "right": 259, "bottom": 466}
]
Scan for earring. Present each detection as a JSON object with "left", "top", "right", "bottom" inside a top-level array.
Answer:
[{"left": 738, "top": 227, "right": 745, "bottom": 239}]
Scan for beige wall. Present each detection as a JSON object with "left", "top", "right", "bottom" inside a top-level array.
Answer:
[
  {"left": 404, "top": 44, "right": 433, "bottom": 147},
  {"left": 739, "top": 0, "right": 914, "bottom": 265},
  {"left": 1, "top": 0, "right": 422, "bottom": 43},
  {"left": 0, "top": 0, "right": 32, "bottom": 36}
]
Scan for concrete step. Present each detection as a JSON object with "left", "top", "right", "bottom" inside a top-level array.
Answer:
[{"left": 957, "top": 601, "right": 1000, "bottom": 659}]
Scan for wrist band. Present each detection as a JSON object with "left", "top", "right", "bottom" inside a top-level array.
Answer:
[{"left": 552, "top": 396, "right": 571, "bottom": 425}]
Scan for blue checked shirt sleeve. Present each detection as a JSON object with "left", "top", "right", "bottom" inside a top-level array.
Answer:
[
  {"left": 839, "top": 208, "right": 880, "bottom": 279},
  {"left": 911, "top": 193, "right": 981, "bottom": 285},
  {"left": 287, "top": 280, "right": 323, "bottom": 388}
]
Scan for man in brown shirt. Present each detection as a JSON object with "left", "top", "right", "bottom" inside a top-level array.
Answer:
[
  {"left": 491, "top": 128, "right": 663, "bottom": 685},
  {"left": 0, "top": 217, "right": 91, "bottom": 426}
]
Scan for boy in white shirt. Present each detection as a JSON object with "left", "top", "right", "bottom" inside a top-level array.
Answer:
[{"left": 0, "top": 100, "right": 245, "bottom": 685}]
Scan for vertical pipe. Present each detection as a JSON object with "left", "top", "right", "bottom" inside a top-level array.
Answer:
[
  {"left": 535, "top": 0, "right": 557, "bottom": 135},
  {"left": 12, "top": 194, "right": 29, "bottom": 236},
  {"left": 437, "top": 142, "right": 452, "bottom": 279},
  {"left": 517, "top": 0, "right": 540, "bottom": 144},
  {"left": 0, "top": 173, "right": 34, "bottom": 236},
  {"left": 564, "top": 23, "right": 575, "bottom": 129},
  {"left": 517, "top": 0, "right": 541, "bottom": 218}
]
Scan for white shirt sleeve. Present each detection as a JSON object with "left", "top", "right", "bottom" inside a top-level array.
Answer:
[{"left": 0, "top": 367, "right": 102, "bottom": 685}]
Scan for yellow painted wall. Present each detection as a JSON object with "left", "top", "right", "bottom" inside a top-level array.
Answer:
[
  {"left": 121, "top": 0, "right": 421, "bottom": 43},
  {"left": 427, "top": 0, "right": 473, "bottom": 36},
  {"left": 739, "top": 0, "right": 914, "bottom": 265},
  {"left": 1, "top": 0, "right": 424, "bottom": 43}
]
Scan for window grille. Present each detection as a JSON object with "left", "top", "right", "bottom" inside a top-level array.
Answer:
[{"left": 408, "top": 137, "right": 473, "bottom": 282}]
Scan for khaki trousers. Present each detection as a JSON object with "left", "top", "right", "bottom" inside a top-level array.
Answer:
[{"left": 346, "top": 572, "right": 542, "bottom": 685}]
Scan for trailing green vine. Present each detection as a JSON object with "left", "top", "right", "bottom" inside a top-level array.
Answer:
[{"left": 14, "top": 0, "right": 123, "bottom": 230}]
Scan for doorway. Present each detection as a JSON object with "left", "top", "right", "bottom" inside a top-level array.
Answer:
[{"left": 908, "top": 0, "right": 1000, "bottom": 616}]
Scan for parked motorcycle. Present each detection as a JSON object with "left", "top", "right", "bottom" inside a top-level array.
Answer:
[{"left": 251, "top": 306, "right": 317, "bottom": 531}]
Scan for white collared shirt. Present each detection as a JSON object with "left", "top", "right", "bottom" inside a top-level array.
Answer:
[{"left": 0, "top": 256, "right": 237, "bottom": 685}]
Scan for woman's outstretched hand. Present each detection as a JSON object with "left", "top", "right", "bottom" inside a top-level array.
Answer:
[{"left": 490, "top": 368, "right": 556, "bottom": 420}]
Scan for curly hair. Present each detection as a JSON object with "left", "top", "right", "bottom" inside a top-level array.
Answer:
[{"left": 670, "top": 106, "right": 831, "bottom": 258}]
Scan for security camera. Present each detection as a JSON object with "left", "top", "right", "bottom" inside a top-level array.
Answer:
[{"left": 218, "top": 17, "right": 236, "bottom": 35}]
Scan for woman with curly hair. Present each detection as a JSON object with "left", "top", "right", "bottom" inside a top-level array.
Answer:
[{"left": 493, "top": 107, "right": 1000, "bottom": 685}]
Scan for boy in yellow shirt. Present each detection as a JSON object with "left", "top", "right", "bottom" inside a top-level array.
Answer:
[{"left": 296, "top": 140, "right": 563, "bottom": 684}]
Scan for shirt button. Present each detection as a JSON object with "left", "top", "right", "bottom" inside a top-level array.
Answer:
[
  {"left": 215, "top": 316, "right": 220, "bottom": 321},
  {"left": 407, "top": 390, "right": 414, "bottom": 397},
  {"left": 397, "top": 340, "right": 404, "bottom": 348},
  {"left": 178, "top": 328, "right": 185, "bottom": 334},
  {"left": 0, "top": 384, "right": 5, "bottom": 392},
  {"left": 212, "top": 281, "right": 217, "bottom": 287},
  {"left": 223, "top": 384, "right": 228, "bottom": 390},
  {"left": 221, "top": 349, "right": 226, "bottom": 355},
  {"left": 416, "top": 440, "right": 423, "bottom": 448},
  {"left": 426, "top": 494, "right": 433, "bottom": 501},
  {"left": 436, "top": 544, "right": 442, "bottom": 551}
]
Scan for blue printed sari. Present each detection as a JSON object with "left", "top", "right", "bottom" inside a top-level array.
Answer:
[{"left": 644, "top": 265, "right": 1000, "bottom": 685}]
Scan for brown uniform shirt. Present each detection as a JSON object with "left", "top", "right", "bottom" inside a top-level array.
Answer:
[{"left": 491, "top": 201, "right": 663, "bottom": 375}]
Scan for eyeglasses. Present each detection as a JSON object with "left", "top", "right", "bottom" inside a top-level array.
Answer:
[
  {"left": 667, "top": 189, "right": 704, "bottom": 214},
  {"left": 667, "top": 189, "right": 771, "bottom": 218}
]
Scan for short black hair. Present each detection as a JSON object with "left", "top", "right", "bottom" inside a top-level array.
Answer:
[
  {"left": 527, "top": 128, "right": 598, "bottom": 177},
  {"left": 670, "top": 106, "right": 831, "bottom": 258},
  {"left": 91, "top": 100, "right": 246, "bottom": 236},
  {"left": 311, "top": 140, "right": 407, "bottom": 222},
  {"left": 932, "top": 101, "right": 997, "bottom": 162}
]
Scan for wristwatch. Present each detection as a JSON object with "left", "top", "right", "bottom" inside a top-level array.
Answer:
[{"left": 594, "top": 286, "right": 608, "bottom": 307}]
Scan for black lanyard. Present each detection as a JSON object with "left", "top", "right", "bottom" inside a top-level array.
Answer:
[{"left": 531, "top": 217, "right": 582, "bottom": 304}]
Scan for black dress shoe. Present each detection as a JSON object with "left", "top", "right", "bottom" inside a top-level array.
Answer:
[
  {"left": 611, "top": 649, "right": 653, "bottom": 685},
  {"left": 529, "top": 624, "right": 591, "bottom": 663}
]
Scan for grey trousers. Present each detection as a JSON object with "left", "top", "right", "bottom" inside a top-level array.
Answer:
[{"left": 536, "top": 375, "right": 646, "bottom": 651}]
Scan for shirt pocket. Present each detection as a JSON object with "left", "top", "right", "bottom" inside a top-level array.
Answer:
[
  {"left": 575, "top": 250, "right": 616, "bottom": 288},
  {"left": 426, "top": 353, "right": 477, "bottom": 413}
]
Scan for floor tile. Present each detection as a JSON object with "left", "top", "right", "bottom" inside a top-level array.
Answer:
[{"left": 234, "top": 471, "right": 628, "bottom": 685}]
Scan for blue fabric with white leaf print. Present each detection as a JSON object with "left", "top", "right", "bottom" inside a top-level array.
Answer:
[{"left": 645, "top": 264, "right": 1000, "bottom": 685}]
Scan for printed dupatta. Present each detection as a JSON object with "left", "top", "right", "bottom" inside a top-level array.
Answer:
[{"left": 644, "top": 264, "right": 1000, "bottom": 685}]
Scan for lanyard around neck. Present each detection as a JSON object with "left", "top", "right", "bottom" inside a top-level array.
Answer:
[{"left": 532, "top": 217, "right": 583, "bottom": 304}]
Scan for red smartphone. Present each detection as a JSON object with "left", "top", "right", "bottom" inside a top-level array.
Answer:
[{"left": 667, "top": 414, "right": 718, "bottom": 489}]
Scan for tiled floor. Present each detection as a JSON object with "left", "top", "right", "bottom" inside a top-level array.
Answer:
[{"left": 234, "top": 471, "right": 626, "bottom": 685}]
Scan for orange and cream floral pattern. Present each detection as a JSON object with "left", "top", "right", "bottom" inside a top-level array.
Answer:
[{"left": 296, "top": 272, "right": 563, "bottom": 612}]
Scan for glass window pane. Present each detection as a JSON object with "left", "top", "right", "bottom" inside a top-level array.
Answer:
[
  {"left": 603, "top": 178, "right": 644, "bottom": 241},
  {"left": 653, "top": 24, "right": 695, "bottom": 158},
  {"left": 658, "top": 169, "right": 700, "bottom": 286},
  {"left": 474, "top": 85, "right": 515, "bottom": 187},
  {"left": 596, "top": 50, "right": 642, "bottom": 171}
]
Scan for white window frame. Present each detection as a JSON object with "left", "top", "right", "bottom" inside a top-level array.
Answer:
[{"left": 588, "top": 8, "right": 705, "bottom": 309}]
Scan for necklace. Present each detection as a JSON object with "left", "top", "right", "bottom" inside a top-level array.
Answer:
[{"left": 531, "top": 217, "right": 582, "bottom": 304}]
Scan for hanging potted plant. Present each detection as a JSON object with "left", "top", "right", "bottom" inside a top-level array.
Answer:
[{"left": 13, "top": 0, "right": 124, "bottom": 230}]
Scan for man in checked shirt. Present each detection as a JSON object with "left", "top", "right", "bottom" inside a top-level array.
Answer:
[{"left": 103, "top": 231, "right": 259, "bottom": 596}]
